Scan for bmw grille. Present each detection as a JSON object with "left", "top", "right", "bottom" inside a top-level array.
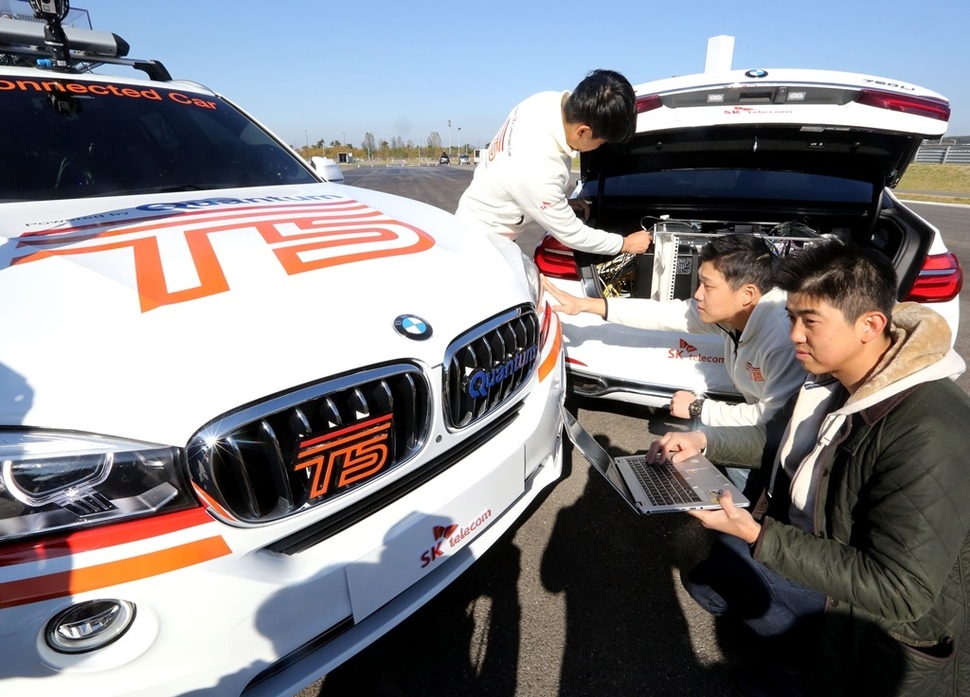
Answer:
[
  {"left": 186, "top": 364, "right": 431, "bottom": 524},
  {"left": 444, "top": 304, "right": 540, "bottom": 429}
]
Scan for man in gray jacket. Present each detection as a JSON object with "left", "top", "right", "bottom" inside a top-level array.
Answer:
[
  {"left": 654, "top": 240, "right": 970, "bottom": 696},
  {"left": 544, "top": 233, "right": 806, "bottom": 493}
]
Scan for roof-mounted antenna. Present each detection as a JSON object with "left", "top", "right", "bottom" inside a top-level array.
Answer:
[{"left": 28, "top": 0, "right": 71, "bottom": 70}]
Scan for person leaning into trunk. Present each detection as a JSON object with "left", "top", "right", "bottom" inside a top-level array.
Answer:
[{"left": 456, "top": 69, "right": 652, "bottom": 255}]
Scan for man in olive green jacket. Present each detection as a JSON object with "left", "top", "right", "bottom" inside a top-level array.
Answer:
[{"left": 652, "top": 241, "right": 970, "bottom": 696}]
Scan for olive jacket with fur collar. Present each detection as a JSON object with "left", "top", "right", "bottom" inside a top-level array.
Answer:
[{"left": 726, "top": 303, "right": 970, "bottom": 696}]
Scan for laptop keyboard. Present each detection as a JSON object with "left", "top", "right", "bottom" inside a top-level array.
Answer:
[{"left": 629, "top": 458, "right": 702, "bottom": 506}]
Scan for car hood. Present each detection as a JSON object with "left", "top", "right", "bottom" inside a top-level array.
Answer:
[
  {"left": 0, "top": 183, "right": 531, "bottom": 445},
  {"left": 584, "top": 68, "right": 950, "bottom": 188}
]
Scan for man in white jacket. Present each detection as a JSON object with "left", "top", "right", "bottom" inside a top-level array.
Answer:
[
  {"left": 543, "top": 234, "right": 806, "bottom": 492},
  {"left": 456, "top": 69, "right": 652, "bottom": 256}
]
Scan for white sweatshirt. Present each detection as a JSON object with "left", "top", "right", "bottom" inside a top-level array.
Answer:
[
  {"left": 606, "top": 288, "right": 806, "bottom": 430},
  {"left": 455, "top": 91, "right": 624, "bottom": 255}
]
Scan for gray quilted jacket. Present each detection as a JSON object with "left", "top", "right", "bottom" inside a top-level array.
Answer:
[{"left": 748, "top": 304, "right": 970, "bottom": 696}]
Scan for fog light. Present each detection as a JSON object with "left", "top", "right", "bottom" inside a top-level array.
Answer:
[{"left": 45, "top": 600, "right": 136, "bottom": 654}]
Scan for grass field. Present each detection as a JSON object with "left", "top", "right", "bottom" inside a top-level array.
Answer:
[{"left": 896, "top": 164, "right": 970, "bottom": 204}]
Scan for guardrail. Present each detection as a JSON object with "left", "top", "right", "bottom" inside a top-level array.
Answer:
[{"left": 915, "top": 145, "right": 970, "bottom": 165}]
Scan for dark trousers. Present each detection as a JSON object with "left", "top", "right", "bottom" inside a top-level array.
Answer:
[{"left": 684, "top": 532, "right": 826, "bottom": 639}]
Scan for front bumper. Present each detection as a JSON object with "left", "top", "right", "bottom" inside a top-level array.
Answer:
[{"left": 0, "top": 322, "right": 566, "bottom": 697}]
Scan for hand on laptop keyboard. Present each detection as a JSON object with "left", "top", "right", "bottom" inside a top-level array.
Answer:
[{"left": 647, "top": 430, "right": 708, "bottom": 465}]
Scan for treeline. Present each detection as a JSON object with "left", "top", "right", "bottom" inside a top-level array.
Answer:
[{"left": 293, "top": 130, "right": 476, "bottom": 161}]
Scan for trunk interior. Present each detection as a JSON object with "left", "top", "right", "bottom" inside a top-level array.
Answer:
[{"left": 575, "top": 125, "right": 932, "bottom": 302}]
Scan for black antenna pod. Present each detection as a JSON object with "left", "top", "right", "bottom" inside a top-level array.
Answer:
[{"left": 28, "top": 0, "right": 71, "bottom": 70}]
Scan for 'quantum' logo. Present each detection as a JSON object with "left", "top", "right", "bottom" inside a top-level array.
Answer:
[{"left": 467, "top": 345, "right": 538, "bottom": 398}]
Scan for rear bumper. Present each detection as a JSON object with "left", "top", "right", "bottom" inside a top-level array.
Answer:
[{"left": 568, "top": 363, "right": 740, "bottom": 409}]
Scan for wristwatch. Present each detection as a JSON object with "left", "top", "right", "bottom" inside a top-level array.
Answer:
[{"left": 688, "top": 397, "right": 704, "bottom": 419}]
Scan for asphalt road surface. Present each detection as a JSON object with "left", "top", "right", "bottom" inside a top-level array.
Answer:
[{"left": 296, "top": 164, "right": 970, "bottom": 697}]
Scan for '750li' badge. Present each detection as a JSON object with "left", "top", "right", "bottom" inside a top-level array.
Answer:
[{"left": 293, "top": 414, "right": 393, "bottom": 501}]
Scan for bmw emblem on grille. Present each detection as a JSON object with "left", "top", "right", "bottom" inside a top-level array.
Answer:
[
  {"left": 394, "top": 314, "right": 432, "bottom": 340},
  {"left": 745, "top": 69, "right": 769, "bottom": 78}
]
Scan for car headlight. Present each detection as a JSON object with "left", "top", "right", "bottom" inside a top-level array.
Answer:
[{"left": 0, "top": 430, "right": 195, "bottom": 543}]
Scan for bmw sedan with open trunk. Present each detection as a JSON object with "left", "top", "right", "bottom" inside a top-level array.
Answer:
[{"left": 536, "top": 67, "right": 962, "bottom": 409}]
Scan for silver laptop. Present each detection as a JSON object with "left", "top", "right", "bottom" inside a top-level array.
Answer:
[{"left": 561, "top": 406, "right": 749, "bottom": 514}]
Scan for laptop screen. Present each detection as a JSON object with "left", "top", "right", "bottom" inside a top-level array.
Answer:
[{"left": 560, "top": 406, "right": 638, "bottom": 509}]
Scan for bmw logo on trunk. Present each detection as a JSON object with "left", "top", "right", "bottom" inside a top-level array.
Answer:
[{"left": 394, "top": 314, "right": 432, "bottom": 340}]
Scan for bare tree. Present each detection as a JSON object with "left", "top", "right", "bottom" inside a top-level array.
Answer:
[
  {"left": 361, "top": 132, "right": 376, "bottom": 160},
  {"left": 427, "top": 131, "right": 442, "bottom": 150}
]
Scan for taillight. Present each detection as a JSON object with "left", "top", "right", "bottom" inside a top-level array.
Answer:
[
  {"left": 534, "top": 234, "right": 579, "bottom": 280},
  {"left": 636, "top": 94, "right": 662, "bottom": 114},
  {"left": 855, "top": 90, "right": 951, "bottom": 122},
  {"left": 904, "top": 252, "right": 963, "bottom": 303}
]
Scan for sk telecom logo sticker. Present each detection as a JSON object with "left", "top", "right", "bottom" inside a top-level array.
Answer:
[
  {"left": 420, "top": 524, "right": 456, "bottom": 568},
  {"left": 420, "top": 510, "right": 493, "bottom": 568},
  {"left": 10, "top": 199, "right": 435, "bottom": 312},
  {"left": 667, "top": 338, "right": 725, "bottom": 364},
  {"left": 434, "top": 524, "right": 459, "bottom": 540},
  {"left": 669, "top": 338, "right": 698, "bottom": 358}
]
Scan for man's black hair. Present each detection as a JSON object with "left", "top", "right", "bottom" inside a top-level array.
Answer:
[
  {"left": 563, "top": 69, "right": 637, "bottom": 143},
  {"left": 699, "top": 234, "right": 777, "bottom": 294},
  {"left": 774, "top": 239, "right": 897, "bottom": 330}
]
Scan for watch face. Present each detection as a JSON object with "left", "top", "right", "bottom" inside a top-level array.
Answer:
[{"left": 689, "top": 399, "right": 703, "bottom": 418}]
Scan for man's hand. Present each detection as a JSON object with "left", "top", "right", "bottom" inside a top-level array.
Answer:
[
  {"left": 647, "top": 430, "right": 707, "bottom": 464},
  {"left": 567, "top": 198, "right": 591, "bottom": 221},
  {"left": 669, "top": 390, "right": 697, "bottom": 420},
  {"left": 541, "top": 276, "right": 607, "bottom": 318},
  {"left": 688, "top": 491, "right": 761, "bottom": 545},
  {"left": 620, "top": 230, "right": 653, "bottom": 254}
]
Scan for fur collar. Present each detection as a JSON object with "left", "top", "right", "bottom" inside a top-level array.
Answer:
[{"left": 847, "top": 302, "right": 961, "bottom": 409}]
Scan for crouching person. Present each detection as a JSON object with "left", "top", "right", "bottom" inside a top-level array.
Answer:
[{"left": 651, "top": 239, "right": 970, "bottom": 696}]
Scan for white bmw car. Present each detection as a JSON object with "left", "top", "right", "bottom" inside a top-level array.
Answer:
[
  {"left": 0, "top": 10, "right": 564, "bottom": 697},
  {"left": 536, "top": 67, "right": 962, "bottom": 408}
]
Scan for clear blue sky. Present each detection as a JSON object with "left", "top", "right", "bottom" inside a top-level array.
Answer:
[{"left": 71, "top": 0, "right": 970, "bottom": 148}]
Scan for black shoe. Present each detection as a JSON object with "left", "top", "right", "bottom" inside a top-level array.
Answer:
[{"left": 730, "top": 664, "right": 804, "bottom": 697}]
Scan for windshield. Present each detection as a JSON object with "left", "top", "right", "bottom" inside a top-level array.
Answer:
[{"left": 0, "top": 76, "right": 318, "bottom": 202}]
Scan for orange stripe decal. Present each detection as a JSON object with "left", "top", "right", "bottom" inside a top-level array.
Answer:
[
  {"left": 0, "top": 536, "right": 231, "bottom": 609},
  {"left": 538, "top": 320, "right": 563, "bottom": 382},
  {"left": 0, "top": 508, "right": 213, "bottom": 566}
]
